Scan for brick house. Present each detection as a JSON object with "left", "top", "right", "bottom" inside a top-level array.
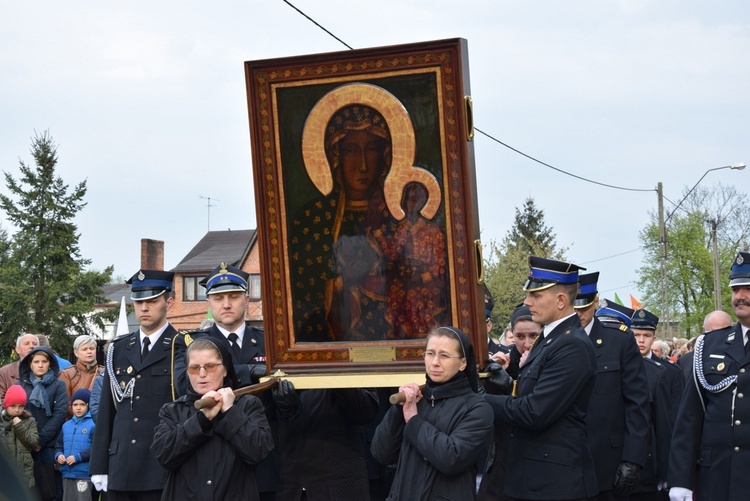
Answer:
[{"left": 169, "top": 229, "right": 263, "bottom": 332}]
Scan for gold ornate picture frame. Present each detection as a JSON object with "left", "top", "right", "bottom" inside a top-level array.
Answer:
[{"left": 245, "top": 38, "right": 486, "bottom": 374}]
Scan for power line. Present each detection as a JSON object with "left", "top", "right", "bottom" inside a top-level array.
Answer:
[
  {"left": 282, "top": 0, "right": 353, "bottom": 50},
  {"left": 579, "top": 248, "right": 642, "bottom": 265},
  {"left": 283, "top": 0, "right": 657, "bottom": 196},
  {"left": 475, "top": 128, "right": 655, "bottom": 193},
  {"left": 600, "top": 283, "right": 638, "bottom": 294}
]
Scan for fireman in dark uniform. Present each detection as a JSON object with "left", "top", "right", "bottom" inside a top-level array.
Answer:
[
  {"left": 635, "top": 349, "right": 674, "bottom": 500},
  {"left": 485, "top": 256, "right": 599, "bottom": 500},
  {"left": 173, "top": 263, "right": 266, "bottom": 396},
  {"left": 90, "top": 270, "right": 181, "bottom": 501},
  {"left": 669, "top": 252, "right": 750, "bottom": 501},
  {"left": 575, "top": 274, "right": 650, "bottom": 500}
]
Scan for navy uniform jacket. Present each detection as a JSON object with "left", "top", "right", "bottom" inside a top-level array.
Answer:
[
  {"left": 486, "top": 314, "right": 599, "bottom": 500},
  {"left": 89, "top": 326, "right": 181, "bottom": 492},
  {"left": 669, "top": 323, "right": 750, "bottom": 501},
  {"left": 677, "top": 350, "right": 694, "bottom": 385},
  {"left": 635, "top": 356, "right": 674, "bottom": 492},
  {"left": 173, "top": 323, "right": 266, "bottom": 396},
  {"left": 660, "top": 355, "right": 683, "bottom": 413},
  {"left": 585, "top": 318, "right": 650, "bottom": 493}
]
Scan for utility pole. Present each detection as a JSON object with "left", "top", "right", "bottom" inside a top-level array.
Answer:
[
  {"left": 657, "top": 182, "right": 668, "bottom": 336},
  {"left": 709, "top": 218, "right": 722, "bottom": 311},
  {"left": 198, "top": 196, "right": 220, "bottom": 232}
]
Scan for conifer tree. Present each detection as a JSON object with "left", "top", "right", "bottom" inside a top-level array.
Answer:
[
  {"left": 0, "top": 132, "right": 112, "bottom": 360},
  {"left": 484, "top": 197, "right": 566, "bottom": 331}
]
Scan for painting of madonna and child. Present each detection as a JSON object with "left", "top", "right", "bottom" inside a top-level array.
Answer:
[
  {"left": 291, "top": 101, "right": 449, "bottom": 342},
  {"left": 246, "top": 40, "right": 482, "bottom": 352}
]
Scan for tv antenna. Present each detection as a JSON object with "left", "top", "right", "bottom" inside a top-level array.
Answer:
[{"left": 198, "top": 196, "right": 220, "bottom": 232}]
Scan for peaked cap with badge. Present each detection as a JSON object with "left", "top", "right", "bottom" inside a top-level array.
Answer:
[
  {"left": 126, "top": 269, "right": 174, "bottom": 300},
  {"left": 668, "top": 250, "right": 750, "bottom": 498},
  {"left": 91, "top": 270, "right": 181, "bottom": 492},
  {"left": 524, "top": 256, "right": 586, "bottom": 292},
  {"left": 630, "top": 308, "right": 659, "bottom": 331},
  {"left": 575, "top": 272, "right": 600, "bottom": 309},
  {"left": 729, "top": 251, "right": 750, "bottom": 287},
  {"left": 200, "top": 262, "right": 250, "bottom": 295},
  {"left": 492, "top": 257, "right": 599, "bottom": 500},
  {"left": 596, "top": 299, "right": 635, "bottom": 327}
]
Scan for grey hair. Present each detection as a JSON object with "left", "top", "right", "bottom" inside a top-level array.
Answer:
[
  {"left": 73, "top": 335, "right": 97, "bottom": 351},
  {"left": 15, "top": 333, "right": 39, "bottom": 349}
]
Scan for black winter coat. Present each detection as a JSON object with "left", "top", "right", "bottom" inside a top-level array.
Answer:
[
  {"left": 276, "top": 388, "right": 379, "bottom": 500},
  {"left": 371, "top": 377, "right": 493, "bottom": 501},
  {"left": 151, "top": 394, "right": 273, "bottom": 501},
  {"left": 17, "top": 346, "right": 68, "bottom": 464}
]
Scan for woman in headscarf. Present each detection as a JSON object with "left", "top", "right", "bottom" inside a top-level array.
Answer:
[
  {"left": 17, "top": 345, "right": 68, "bottom": 500},
  {"left": 151, "top": 338, "right": 274, "bottom": 501},
  {"left": 371, "top": 326, "right": 493, "bottom": 500}
]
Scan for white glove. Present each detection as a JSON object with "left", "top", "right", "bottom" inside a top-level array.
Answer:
[
  {"left": 669, "top": 486, "right": 692, "bottom": 501},
  {"left": 91, "top": 474, "right": 108, "bottom": 492}
]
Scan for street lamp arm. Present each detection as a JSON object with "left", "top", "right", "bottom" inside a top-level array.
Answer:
[{"left": 665, "top": 163, "right": 745, "bottom": 222}]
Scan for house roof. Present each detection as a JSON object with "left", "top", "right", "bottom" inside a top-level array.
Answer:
[
  {"left": 100, "top": 283, "right": 132, "bottom": 305},
  {"left": 172, "top": 229, "right": 256, "bottom": 273}
]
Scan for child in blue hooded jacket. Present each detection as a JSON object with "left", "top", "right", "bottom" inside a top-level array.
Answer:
[{"left": 55, "top": 388, "right": 94, "bottom": 501}]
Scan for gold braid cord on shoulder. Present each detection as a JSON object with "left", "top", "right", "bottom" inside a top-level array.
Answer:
[{"left": 170, "top": 333, "right": 194, "bottom": 401}]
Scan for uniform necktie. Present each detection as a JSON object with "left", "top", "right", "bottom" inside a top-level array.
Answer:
[
  {"left": 228, "top": 332, "right": 241, "bottom": 358},
  {"left": 141, "top": 337, "right": 151, "bottom": 362}
]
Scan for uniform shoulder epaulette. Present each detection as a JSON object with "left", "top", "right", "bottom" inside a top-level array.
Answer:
[
  {"left": 111, "top": 332, "right": 134, "bottom": 344},
  {"left": 643, "top": 356, "right": 664, "bottom": 369},
  {"left": 619, "top": 324, "right": 628, "bottom": 332},
  {"left": 174, "top": 330, "right": 206, "bottom": 345}
]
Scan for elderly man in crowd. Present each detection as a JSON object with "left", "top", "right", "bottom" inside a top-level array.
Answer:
[{"left": 0, "top": 333, "right": 39, "bottom": 400}]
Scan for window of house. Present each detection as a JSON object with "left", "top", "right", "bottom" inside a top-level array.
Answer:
[
  {"left": 248, "top": 274, "right": 261, "bottom": 300},
  {"left": 183, "top": 276, "right": 207, "bottom": 301}
]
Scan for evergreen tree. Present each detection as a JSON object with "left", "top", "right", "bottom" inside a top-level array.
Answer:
[
  {"left": 0, "top": 131, "right": 113, "bottom": 359},
  {"left": 508, "top": 198, "right": 558, "bottom": 254},
  {"left": 484, "top": 197, "right": 566, "bottom": 331}
]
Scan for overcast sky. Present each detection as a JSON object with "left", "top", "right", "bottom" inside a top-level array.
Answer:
[{"left": 1, "top": 1, "right": 747, "bottom": 304}]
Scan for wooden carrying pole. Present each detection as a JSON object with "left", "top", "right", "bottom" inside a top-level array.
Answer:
[
  {"left": 389, "top": 384, "right": 426, "bottom": 405},
  {"left": 194, "top": 378, "right": 279, "bottom": 410}
]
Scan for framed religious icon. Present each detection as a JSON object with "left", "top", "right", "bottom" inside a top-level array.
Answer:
[{"left": 245, "top": 38, "right": 486, "bottom": 375}]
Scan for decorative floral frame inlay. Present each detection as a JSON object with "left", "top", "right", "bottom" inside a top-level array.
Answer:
[{"left": 245, "top": 38, "right": 486, "bottom": 374}]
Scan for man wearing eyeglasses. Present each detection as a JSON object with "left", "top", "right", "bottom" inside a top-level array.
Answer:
[
  {"left": 484, "top": 256, "right": 598, "bottom": 500},
  {"left": 90, "top": 269, "right": 181, "bottom": 500}
]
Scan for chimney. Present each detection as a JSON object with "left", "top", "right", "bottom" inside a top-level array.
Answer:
[{"left": 140, "top": 239, "right": 165, "bottom": 271}]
